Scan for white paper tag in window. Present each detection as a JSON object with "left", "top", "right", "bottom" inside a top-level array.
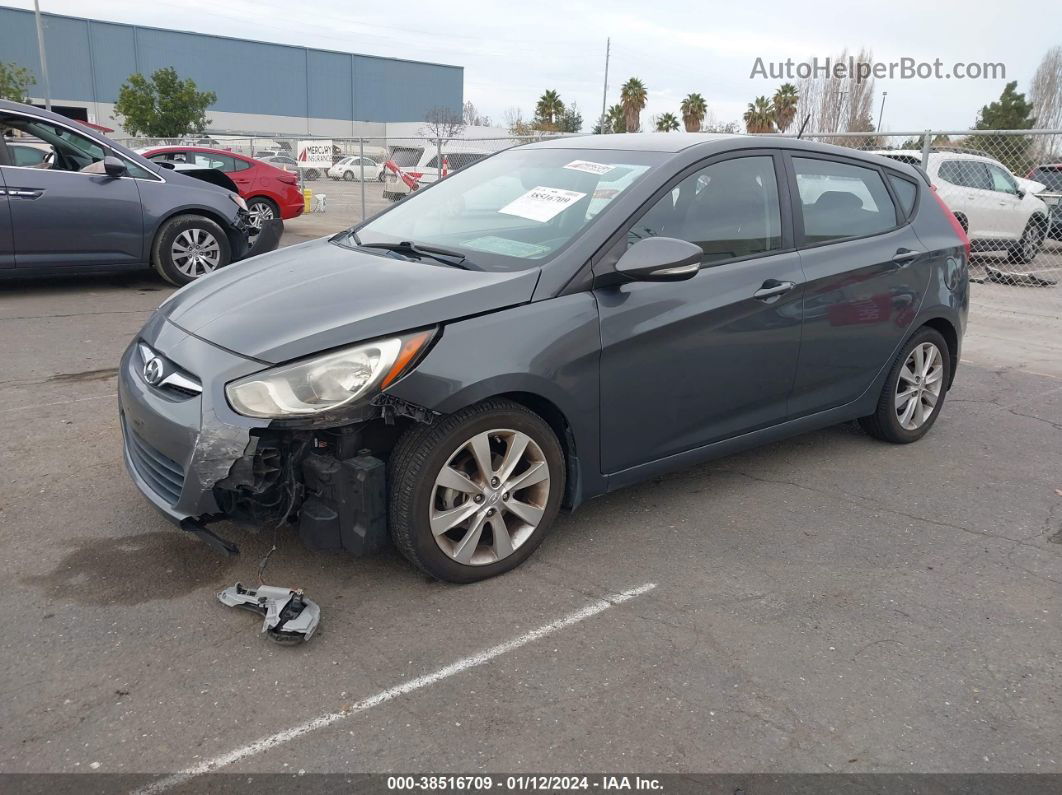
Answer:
[
  {"left": 498, "top": 186, "right": 587, "bottom": 223},
  {"left": 563, "top": 160, "right": 615, "bottom": 175}
]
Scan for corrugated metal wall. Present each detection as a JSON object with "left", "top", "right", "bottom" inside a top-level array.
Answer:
[{"left": 0, "top": 7, "right": 463, "bottom": 123}]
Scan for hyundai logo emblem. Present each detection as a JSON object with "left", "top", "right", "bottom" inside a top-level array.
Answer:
[{"left": 142, "top": 356, "right": 164, "bottom": 385}]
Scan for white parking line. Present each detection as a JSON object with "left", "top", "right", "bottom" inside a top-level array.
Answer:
[{"left": 133, "top": 582, "right": 657, "bottom": 794}]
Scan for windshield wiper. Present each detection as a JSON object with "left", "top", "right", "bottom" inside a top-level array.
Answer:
[{"left": 358, "top": 240, "right": 472, "bottom": 269}]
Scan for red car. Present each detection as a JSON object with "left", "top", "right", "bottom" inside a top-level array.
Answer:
[{"left": 140, "top": 146, "right": 303, "bottom": 229}]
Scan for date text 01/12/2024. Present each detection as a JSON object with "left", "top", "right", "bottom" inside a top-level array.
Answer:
[{"left": 386, "top": 776, "right": 664, "bottom": 791}]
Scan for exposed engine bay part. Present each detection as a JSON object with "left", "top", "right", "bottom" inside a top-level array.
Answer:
[
  {"left": 218, "top": 582, "right": 320, "bottom": 644},
  {"left": 298, "top": 451, "right": 388, "bottom": 555}
]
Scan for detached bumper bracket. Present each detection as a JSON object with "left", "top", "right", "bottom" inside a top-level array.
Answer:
[{"left": 180, "top": 517, "right": 240, "bottom": 557}]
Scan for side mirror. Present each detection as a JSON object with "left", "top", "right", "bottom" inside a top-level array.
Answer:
[
  {"left": 103, "top": 155, "right": 128, "bottom": 178},
  {"left": 1017, "top": 188, "right": 1027, "bottom": 199},
  {"left": 614, "top": 237, "right": 703, "bottom": 282}
]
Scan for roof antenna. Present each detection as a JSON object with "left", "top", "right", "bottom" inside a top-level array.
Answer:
[{"left": 796, "top": 114, "right": 811, "bottom": 139}]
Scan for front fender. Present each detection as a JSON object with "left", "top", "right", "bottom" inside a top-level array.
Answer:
[{"left": 385, "top": 294, "right": 607, "bottom": 502}]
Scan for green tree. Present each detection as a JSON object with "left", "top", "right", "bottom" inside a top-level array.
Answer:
[
  {"left": 772, "top": 83, "right": 799, "bottom": 133},
  {"left": 679, "top": 93, "right": 707, "bottom": 132},
  {"left": 113, "top": 67, "right": 217, "bottom": 137},
  {"left": 0, "top": 61, "right": 35, "bottom": 102},
  {"left": 743, "top": 96, "right": 776, "bottom": 133},
  {"left": 557, "top": 102, "right": 583, "bottom": 133},
  {"left": 620, "top": 78, "right": 648, "bottom": 133},
  {"left": 534, "top": 89, "right": 565, "bottom": 130},
  {"left": 654, "top": 112, "right": 680, "bottom": 132},
  {"left": 974, "top": 81, "right": 1036, "bottom": 172}
]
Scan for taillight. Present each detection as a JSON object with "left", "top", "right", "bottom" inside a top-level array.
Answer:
[{"left": 929, "top": 185, "right": 971, "bottom": 258}]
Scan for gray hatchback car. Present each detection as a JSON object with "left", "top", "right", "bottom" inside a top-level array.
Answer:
[
  {"left": 0, "top": 100, "right": 278, "bottom": 285},
  {"left": 120, "top": 133, "right": 969, "bottom": 582}
]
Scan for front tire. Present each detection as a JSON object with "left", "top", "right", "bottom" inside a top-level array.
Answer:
[
  {"left": 152, "top": 215, "right": 232, "bottom": 286},
  {"left": 342, "top": 171, "right": 354, "bottom": 181},
  {"left": 858, "top": 327, "right": 951, "bottom": 444},
  {"left": 1008, "top": 218, "right": 1045, "bottom": 264},
  {"left": 388, "top": 399, "right": 566, "bottom": 583}
]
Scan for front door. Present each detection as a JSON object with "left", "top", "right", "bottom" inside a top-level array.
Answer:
[
  {"left": 1, "top": 113, "right": 143, "bottom": 269},
  {"left": 597, "top": 152, "right": 804, "bottom": 474},
  {"left": 0, "top": 163, "right": 13, "bottom": 269}
]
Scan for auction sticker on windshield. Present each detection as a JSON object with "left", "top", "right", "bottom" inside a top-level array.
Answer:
[
  {"left": 499, "top": 187, "right": 587, "bottom": 223},
  {"left": 564, "top": 160, "right": 615, "bottom": 175}
]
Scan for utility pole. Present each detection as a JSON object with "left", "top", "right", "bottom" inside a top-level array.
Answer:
[
  {"left": 599, "top": 37, "right": 610, "bottom": 133},
  {"left": 33, "top": 0, "right": 52, "bottom": 110},
  {"left": 876, "top": 91, "right": 888, "bottom": 132}
]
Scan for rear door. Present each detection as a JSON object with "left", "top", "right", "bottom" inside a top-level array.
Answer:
[
  {"left": 786, "top": 153, "right": 930, "bottom": 417},
  {"left": 0, "top": 113, "right": 143, "bottom": 269}
]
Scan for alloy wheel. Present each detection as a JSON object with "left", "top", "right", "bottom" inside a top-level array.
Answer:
[
  {"left": 247, "top": 201, "right": 275, "bottom": 230},
  {"left": 170, "top": 228, "right": 222, "bottom": 278},
  {"left": 430, "top": 429, "right": 551, "bottom": 566},
  {"left": 895, "top": 342, "right": 944, "bottom": 431}
]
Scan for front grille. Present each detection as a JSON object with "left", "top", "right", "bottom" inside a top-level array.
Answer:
[{"left": 126, "top": 427, "right": 186, "bottom": 506}]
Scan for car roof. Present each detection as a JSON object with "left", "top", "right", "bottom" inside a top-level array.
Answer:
[
  {"left": 524, "top": 133, "right": 742, "bottom": 153},
  {"left": 144, "top": 145, "right": 252, "bottom": 160}
]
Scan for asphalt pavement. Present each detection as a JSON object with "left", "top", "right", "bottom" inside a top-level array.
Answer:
[{"left": 0, "top": 237, "right": 1060, "bottom": 780}]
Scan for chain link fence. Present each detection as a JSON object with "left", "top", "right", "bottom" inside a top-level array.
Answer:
[{"left": 118, "top": 129, "right": 1062, "bottom": 318}]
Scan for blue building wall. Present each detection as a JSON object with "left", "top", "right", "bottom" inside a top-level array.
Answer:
[{"left": 0, "top": 6, "right": 463, "bottom": 123}]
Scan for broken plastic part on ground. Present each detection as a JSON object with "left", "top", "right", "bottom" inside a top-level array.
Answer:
[{"left": 218, "top": 582, "right": 321, "bottom": 644}]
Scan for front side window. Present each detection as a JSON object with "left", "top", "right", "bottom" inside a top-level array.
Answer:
[
  {"left": 1, "top": 115, "right": 105, "bottom": 173},
  {"left": 630, "top": 155, "right": 782, "bottom": 264},
  {"left": 794, "top": 157, "right": 898, "bottom": 243},
  {"left": 345, "top": 148, "right": 661, "bottom": 271},
  {"left": 987, "top": 164, "right": 1019, "bottom": 194}
]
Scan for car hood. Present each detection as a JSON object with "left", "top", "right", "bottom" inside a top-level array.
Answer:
[{"left": 161, "top": 237, "right": 541, "bottom": 363}]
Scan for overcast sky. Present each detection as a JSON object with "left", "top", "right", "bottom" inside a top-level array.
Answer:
[{"left": 9, "top": 0, "right": 1061, "bottom": 134}]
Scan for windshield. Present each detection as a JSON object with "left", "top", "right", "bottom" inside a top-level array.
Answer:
[{"left": 341, "top": 147, "right": 662, "bottom": 271}]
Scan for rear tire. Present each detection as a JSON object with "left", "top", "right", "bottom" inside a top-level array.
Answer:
[
  {"left": 858, "top": 327, "right": 951, "bottom": 444},
  {"left": 388, "top": 399, "right": 565, "bottom": 583},
  {"left": 152, "top": 215, "right": 232, "bottom": 286}
]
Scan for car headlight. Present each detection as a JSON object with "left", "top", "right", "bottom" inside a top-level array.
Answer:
[
  {"left": 229, "top": 192, "right": 248, "bottom": 211},
  {"left": 226, "top": 330, "right": 434, "bottom": 418}
]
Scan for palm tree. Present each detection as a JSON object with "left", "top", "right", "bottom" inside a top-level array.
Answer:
[
  {"left": 535, "top": 90, "right": 565, "bottom": 129},
  {"left": 772, "top": 83, "right": 798, "bottom": 133},
  {"left": 605, "top": 103, "right": 625, "bottom": 134},
  {"left": 620, "top": 77, "right": 648, "bottom": 133},
  {"left": 744, "top": 96, "right": 776, "bottom": 133},
  {"left": 655, "top": 112, "right": 680, "bottom": 132},
  {"left": 679, "top": 93, "right": 708, "bottom": 132}
]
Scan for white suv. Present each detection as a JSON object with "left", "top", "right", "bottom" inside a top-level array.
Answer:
[{"left": 872, "top": 150, "right": 1049, "bottom": 263}]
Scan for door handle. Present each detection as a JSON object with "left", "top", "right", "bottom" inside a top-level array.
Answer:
[
  {"left": 6, "top": 188, "right": 44, "bottom": 199},
  {"left": 891, "top": 248, "right": 922, "bottom": 267},
  {"left": 753, "top": 279, "right": 797, "bottom": 301}
]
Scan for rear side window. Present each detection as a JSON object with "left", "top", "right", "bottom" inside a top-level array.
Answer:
[
  {"left": 192, "top": 153, "right": 238, "bottom": 171},
  {"left": 631, "top": 155, "right": 782, "bottom": 265},
  {"left": 888, "top": 174, "right": 918, "bottom": 218},
  {"left": 389, "top": 147, "right": 424, "bottom": 167},
  {"left": 938, "top": 160, "right": 991, "bottom": 190},
  {"left": 232, "top": 158, "right": 252, "bottom": 172},
  {"left": 793, "top": 157, "right": 898, "bottom": 243}
]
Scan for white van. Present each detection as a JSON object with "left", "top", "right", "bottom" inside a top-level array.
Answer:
[{"left": 382, "top": 141, "right": 496, "bottom": 200}]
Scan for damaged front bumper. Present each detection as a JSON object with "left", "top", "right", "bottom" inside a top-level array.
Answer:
[{"left": 119, "top": 312, "right": 409, "bottom": 556}]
